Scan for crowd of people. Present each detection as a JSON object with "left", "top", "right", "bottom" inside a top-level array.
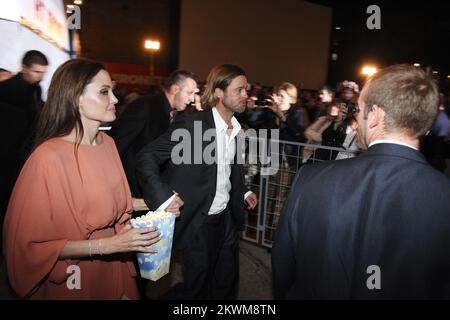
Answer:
[{"left": 1, "top": 50, "right": 450, "bottom": 300}]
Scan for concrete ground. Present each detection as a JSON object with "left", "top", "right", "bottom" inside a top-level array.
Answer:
[
  {"left": 237, "top": 240, "right": 273, "bottom": 299},
  {"left": 145, "top": 239, "right": 273, "bottom": 300}
]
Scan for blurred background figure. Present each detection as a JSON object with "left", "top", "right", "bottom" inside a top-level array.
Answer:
[
  {"left": 0, "top": 50, "right": 48, "bottom": 132},
  {"left": 422, "top": 93, "right": 450, "bottom": 172},
  {"left": 304, "top": 81, "right": 360, "bottom": 162},
  {"left": 271, "top": 82, "right": 306, "bottom": 169},
  {"left": 304, "top": 94, "right": 320, "bottom": 125},
  {"left": 338, "top": 80, "right": 359, "bottom": 103},
  {"left": 0, "top": 50, "right": 49, "bottom": 165},
  {"left": 0, "top": 51, "right": 49, "bottom": 245}
]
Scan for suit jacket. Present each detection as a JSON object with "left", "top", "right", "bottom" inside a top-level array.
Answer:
[
  {"left": 0, "top": 73, "right": 43, "bottom": 128},
  {"left": 112, "top": 92, "right": 172, "bottom": 197},
  {"left": 136, "top": 108, "right": 246, "bottom": 249},
  {"left": 272, "top": 143, "right": 450, "bottom": 299},
  {"left": 0, "top": 102, "right": 27, "bottom": 218}
]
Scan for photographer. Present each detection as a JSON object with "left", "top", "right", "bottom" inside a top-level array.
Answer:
[
  {"left": 248, "top": 83, "right": 305, "bottom": 166},
  {"left": 235, "top": 84, "right": 274, "bottom": 130},
  {"left": 304, "top": 82, "right": 361, "bottom": 162}
]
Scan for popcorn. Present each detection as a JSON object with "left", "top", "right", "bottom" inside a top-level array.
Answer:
[{"left": 130, "top": 210, "right": 176, "bottom": 281}]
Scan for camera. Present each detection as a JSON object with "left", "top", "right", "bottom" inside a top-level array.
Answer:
[
  {"left": 254, "top": 94, "right": 273, "bottom": 107},
  {"left": 346, "top": 102, "right": 359, "bottom": 115},
  {"left": 335, "top": 101, "right": 359, "bottom": 121}
]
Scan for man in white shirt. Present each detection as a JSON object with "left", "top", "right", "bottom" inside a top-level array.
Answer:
[
  {"left": 137, "top": 64, "right": 257, "bottom": 299},
  {"left": 272, "top": 64, "right": 450, "bottom": 299}
]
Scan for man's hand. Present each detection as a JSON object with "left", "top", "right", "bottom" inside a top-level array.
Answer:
[
  {"left": 245, "top": 192, "right": 258, "bottom": 210},
  {"left": 165, "top": 194, "right": 184, "bottom": 217},
  {"left": 132, "top": 198, "right": 149, "bottom": 212}
]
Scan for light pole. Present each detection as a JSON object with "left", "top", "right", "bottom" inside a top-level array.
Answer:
[{"left": 144, "top": 39, "right": 160, "bottom": 79}]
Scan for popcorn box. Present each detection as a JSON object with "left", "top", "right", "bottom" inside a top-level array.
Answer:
[{"left": 130, "top": 211, "right": 176, "bottom": 281}]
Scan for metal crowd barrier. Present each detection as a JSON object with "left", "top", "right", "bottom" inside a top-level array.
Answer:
[{"left": 241, "top": 137, "right": 361, "bottom": 248}]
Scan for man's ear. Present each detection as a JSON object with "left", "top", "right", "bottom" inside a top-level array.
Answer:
[
  {"left": 214, "top": 88, "right": 223, "bottom": 100},
  {"left": 21, "top": 64, "right": 29, "bottom": 75},
  {"left": 170, "top": 84, "right": 180, "bottom": 95},
  {"left": 369, "top": 104, "right": 385, "bottom": 129}
]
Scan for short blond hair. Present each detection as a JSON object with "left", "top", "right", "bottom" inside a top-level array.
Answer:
[{"left": 363, "top": 64, "right": 439, "bottom": 138}]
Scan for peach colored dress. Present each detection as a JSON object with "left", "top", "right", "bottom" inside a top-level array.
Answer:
[{"left": 3, "top": 133, "right": 139, "bottom": 299}]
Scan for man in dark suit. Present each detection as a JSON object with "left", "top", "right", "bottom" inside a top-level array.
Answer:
[
  {"left": 0, "top": 51, "right": 48, "bottom": 124},
  {"left": 136, "top": 64, "right": 257, "bottom": 299},
  {"left": 0, "top": 103, "right": 27, "bottom": 247},
  {"left": 0, "top": 50, "right": 48, "bottom": 230},
  {"left": 272, "top": 64, "right": 450, "bottom": 299},
  {"left": 112, "top": 70, "right": 198, "bottom": 198},
  {"left": 0, "top": 50, "right": 48, "bottom": 162}
]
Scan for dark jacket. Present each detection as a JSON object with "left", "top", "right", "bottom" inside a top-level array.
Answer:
[
  {"left": 112, "top": 92, "right": 172, "bottom": 197},
  {"left": 0, "top": 102, "right": 27, "bottom": 219},
  {"left": 135, "top": 108, "right": 247, "bottom": 249},
  {"left": 272, "top": 143, "right": 450, "bottom": 299},
  {"left": 247, "top": 107, "right": 305, "bottom": 168},
  {"left": 0, "top": 73, "right": 43, "bottom": 128}
]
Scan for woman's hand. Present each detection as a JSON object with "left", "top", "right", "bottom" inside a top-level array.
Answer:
[
  {"left": 103, "top": 224, "right": 161, "bottom": 254},
  {"left": 271, "top": 93, "right": 281, "bottom": 108},
  {"left": 132, "top": 198, "right": 149, "bottom": 211}
]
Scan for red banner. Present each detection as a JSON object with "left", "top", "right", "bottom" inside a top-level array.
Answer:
[{"left": 103, "top": 62, "right": 167, "bottom": 94}]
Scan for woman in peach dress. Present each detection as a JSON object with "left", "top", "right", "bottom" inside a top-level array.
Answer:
[{"left": 3, "top": 59, "right": 160, "bottom": 299}]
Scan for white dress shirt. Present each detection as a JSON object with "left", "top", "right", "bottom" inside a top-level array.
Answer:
[
  {"left": 209, "top": 107, "right": 243, "bottom": 215},
  {"left": 163, "top": 108, "right": 253, "bottom": 214}
]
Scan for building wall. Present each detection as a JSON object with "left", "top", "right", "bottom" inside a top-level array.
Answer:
[
  {"left": 80, "top": 0, "right": 179, "bottom": 73},
  {"left": 179, "top": 0, "right": 331, "bottom": 89},
  {"left": 0, "top": 20, "right": 69, "bottom": 99}
]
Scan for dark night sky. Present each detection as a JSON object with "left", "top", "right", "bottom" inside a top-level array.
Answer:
[
  {"left": 78, "top": 0, "right": 449, "bottom": 90},
  {"left": 309, "top": 0, "right": 450, "bottom": 88}
]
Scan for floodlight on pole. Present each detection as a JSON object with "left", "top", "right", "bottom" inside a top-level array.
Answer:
[{"left": 144, "top": 39, "right": 160, "bottom": 77}]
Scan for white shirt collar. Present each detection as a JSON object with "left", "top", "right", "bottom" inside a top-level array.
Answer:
[
  {"left": 369, "top": 139, "right": 418, "bottom": 151},
  {"left": 212, "top": 107, "right": 242, "bottom": 138}
]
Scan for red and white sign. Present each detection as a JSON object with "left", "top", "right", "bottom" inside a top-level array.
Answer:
[{"left": 103, "top": 62, "right": 167, "bottom": 94}]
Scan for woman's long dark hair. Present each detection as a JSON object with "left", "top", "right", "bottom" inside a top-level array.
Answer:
[{"left": 32, "top": 59, "right": 105, "bottom": 152}]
